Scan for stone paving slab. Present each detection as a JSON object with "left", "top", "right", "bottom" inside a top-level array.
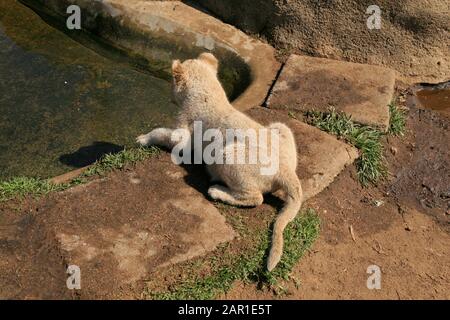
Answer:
[
  {"left": 4, "top": 156, "right": 236, "bottom": 298},
  {"left": 245, "top": 108, "right": 359, "bottom": 200},
  {"left": 266, "top": 54, "right": 396, "bottom": 131}
]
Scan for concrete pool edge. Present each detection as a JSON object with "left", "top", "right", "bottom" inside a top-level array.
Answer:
[{"left": 27, "top": 0, "right": 281, "bottom": 111}]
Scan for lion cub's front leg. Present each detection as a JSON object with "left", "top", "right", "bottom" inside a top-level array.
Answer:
[{"left": 136, "top": 128, "right": 175, "bottom": 149}]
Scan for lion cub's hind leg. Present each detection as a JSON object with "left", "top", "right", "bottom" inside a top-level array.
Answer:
[{"left": 208, "top": 184, "right": 263, "bottom": 207}]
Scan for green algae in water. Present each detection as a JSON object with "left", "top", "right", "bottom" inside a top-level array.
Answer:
[{"left": 0, "top": 0, "right": 179, "bottom": 180}]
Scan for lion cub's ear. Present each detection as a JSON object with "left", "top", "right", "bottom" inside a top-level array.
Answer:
[
  {"left": 172, "top": 60, "right": 186, "bottom": 86},
  {"left": 198, "top": 52, "right": 219, "bottom": 72}
]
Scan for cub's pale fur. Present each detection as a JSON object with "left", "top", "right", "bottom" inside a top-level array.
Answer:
[{"left": 137, "top": 53, "right": 303, "bottom": 271}]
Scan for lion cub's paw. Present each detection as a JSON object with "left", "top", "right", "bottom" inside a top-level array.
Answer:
[
  {"left": 208, "top": 185, "right": 228, "bottom": 201},
  {"left": 136, "top": 133, "right": 151, "bottom": 146}
]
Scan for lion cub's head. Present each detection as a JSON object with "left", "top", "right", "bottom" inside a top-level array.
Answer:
[{"left": 171, "top": 52, "right": 224, "bottom": 105}]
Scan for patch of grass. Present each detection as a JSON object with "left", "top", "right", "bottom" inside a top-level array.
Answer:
[
  {"left": 388, "top": 102, "right": 406, "bottom": 136},
  {"left": 0, "top": 177, "right": 65, "bottom": 202},
  {"left": 148, "top": 208, "right": 320, "bottom": 300},
  {"left": 81, "top": 146, "right": 160, "bottom": 178},
  {"left": 0, "top": 147, "right": 160, "bottom": 202},
  {"left": 305, "top": 108, "right": 386, "bottom": 185}
]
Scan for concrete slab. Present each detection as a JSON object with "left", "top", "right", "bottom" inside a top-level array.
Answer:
[
  {"left": 245, "top": 108, "right": 359, "bottom": 200},
  {"left": 19, "top": 156, "right": 235, "bottom": 297},
  {"left": 266, "top": 55, "right": 396, "bottom": 131}
]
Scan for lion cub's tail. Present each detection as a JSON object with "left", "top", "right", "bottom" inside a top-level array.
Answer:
[{"left": 267, "top": 168, "right": 303, "bottom": 271}]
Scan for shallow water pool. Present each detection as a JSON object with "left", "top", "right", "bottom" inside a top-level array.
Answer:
[
  {"left": 415, "top": 86, "right": 450, "bottom": 118},
  {"left": 0, "top": 0, "right": 179, "bottom": 180}
]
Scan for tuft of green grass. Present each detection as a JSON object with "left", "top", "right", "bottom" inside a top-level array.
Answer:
[
  {"left": 388, "top": 102, "right": 406, "bottom": 136},
  {"left": 0, "top": 177, "right": 65, "bottom": 202},
  {"left": 148, "top": 209, "right": 320, "bottom": 300},
  {"left": 305, "top": 108, "right": 386, "bottom": 185},
  {"left": 0, "top": 147, "right": 160, "bottom": 202},
  {"left": 82, "top": 146, "right": 160, "bottom": 177}
]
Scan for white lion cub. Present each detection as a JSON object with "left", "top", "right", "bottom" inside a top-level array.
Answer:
[{"left": 136, "top": 53, "right": 303, "bottom": 271}]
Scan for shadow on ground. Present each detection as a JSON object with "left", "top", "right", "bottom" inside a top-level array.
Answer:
[{"left": 59, "top": 142, "right": 124, "bottom": 168}]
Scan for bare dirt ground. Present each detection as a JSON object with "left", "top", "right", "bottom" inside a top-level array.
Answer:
[{"left": 223, "top": 86, "right": 450, "bottom": 299}]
